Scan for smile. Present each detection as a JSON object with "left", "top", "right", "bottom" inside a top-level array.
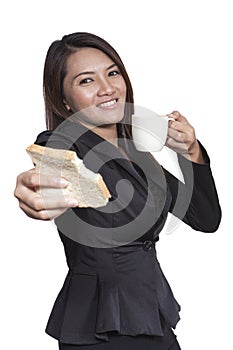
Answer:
[{"left": 97, "top": 99, "right": 118, "bottom": 109}]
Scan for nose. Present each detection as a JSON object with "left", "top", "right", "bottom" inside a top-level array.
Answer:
[{"left": 97, "top": 78, "right": 116, "bottom": 96}]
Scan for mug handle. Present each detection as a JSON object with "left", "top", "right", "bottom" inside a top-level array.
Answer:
[{"left": 164, "top": 116, "right": 175, "bottom": 122}]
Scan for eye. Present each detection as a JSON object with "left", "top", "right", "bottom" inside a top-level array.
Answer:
[
  {"left": 108, "top": 70, "right": 121, "bottom": 77},
  {"left": 79, "top": 77, "right": 93, "bottom": 85}
]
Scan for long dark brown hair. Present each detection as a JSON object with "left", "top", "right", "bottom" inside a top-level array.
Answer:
[{"left": 43, "top": 32, "right": 134, "bottom": 139}]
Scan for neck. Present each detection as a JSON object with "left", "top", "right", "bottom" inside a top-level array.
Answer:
[{"left": 79, "top": 121, "right": 119, "bottom": 147}]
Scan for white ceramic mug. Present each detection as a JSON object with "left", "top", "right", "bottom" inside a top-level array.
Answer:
[{"left": 132, "top": 112, "right": 173, "bottom": 152}]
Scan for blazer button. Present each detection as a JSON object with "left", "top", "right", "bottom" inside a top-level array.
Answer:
[{"left": 143, "top": 240, "right": 153, "bottom": 251}]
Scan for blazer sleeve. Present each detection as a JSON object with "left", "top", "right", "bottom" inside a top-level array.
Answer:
[{"left": 163, "top": 143, "right": 222, "bottom": 233}]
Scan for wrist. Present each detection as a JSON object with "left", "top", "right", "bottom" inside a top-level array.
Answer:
[{"left": 183, "top": 140, "right": 205, "bottom": 164}]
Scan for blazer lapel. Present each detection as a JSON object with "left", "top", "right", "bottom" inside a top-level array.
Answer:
[{"left": 54, "top": 119, "right": 164, "bottom": 193}]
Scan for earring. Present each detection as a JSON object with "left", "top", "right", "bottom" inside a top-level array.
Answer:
[{"left": 63, "top": 101, "right": 71, "bottom": 111}]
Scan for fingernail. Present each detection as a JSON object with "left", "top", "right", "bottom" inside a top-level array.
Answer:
[
  {"left": 57, "top": 178, "right": 68, "bottom": 187},
  {"left": 67, "top": 199, "right": 78, "bottom": 207}
]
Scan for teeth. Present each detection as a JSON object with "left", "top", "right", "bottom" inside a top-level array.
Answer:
[{"left": 98, "top": 99, "right": 117, "bottom": 108}]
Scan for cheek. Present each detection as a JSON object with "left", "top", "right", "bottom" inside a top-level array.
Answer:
[
  {"left": 120, "top": 81, "right": 127, "bottom": 99},
  {"left": 67, "top": 90, "right": 95, "bottom": 112}
]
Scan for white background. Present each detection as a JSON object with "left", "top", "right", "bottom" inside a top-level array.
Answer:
[{"left": 1, "top": 0, "right": 232, "bottom": 349}]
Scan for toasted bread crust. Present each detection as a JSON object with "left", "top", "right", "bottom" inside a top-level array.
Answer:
[{"left": 26, "top": 144, "right": 76, "bottom": 161}]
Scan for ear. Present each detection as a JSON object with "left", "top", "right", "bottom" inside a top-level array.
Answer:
[{"left": 63, "top": 99, "right": 71, "bottom": 111}]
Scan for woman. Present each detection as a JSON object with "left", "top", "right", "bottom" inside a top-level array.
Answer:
[{"left": 14, "top": 32, "right": 221, "bottom": 349}]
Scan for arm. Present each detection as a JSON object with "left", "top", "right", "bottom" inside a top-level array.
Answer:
[
  {"left": 14, "top": 131, "right": 79, "bottom": 220},
  {"left": 163, "top": 149, "right": 221, "bottom": 232},
  {"left": 164, "top": 111, "right": 221, "bottom": 232}
]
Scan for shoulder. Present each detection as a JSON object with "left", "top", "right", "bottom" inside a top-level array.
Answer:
[
  {"left": 34, "top": 130, "right": 53, "bottom": 146},
  {"left": 34, "top": 127, "right": 77, "bottom": 152}
]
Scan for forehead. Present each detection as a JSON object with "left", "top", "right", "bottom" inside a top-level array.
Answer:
[{"left": 65, "top": 47, "right": 115, "bottom": 73}]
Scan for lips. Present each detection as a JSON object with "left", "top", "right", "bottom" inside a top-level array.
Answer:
[{"left": 97, "top": 99, "right": 118, "bottom": 108}]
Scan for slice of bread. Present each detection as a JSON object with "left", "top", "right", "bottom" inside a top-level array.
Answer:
[{"left": 26, "top": 144, "right": 111, "bottom": 208}]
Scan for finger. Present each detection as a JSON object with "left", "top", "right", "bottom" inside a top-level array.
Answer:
[
  {"left": 166, "top": 136, "right": 189, "bottom": 154},
  {"left": 167, "top": 111, "right": 187, "bottom": 123},
  {"left": 20, "top": 170, "right": 69, "bottom": 189},
  {"left": 39, "top": 194, "right": 79, "bottom": 210},
  {"left": 18, "top": 192, "right": 78, "bottom": 220},
  {"left": 167, "top": 111, "right": 180, "bottom": 121},
  {"left": 37, "top": 173, "right": 69, "bottom": 188},
  {"left": 169, "top": 121, "right": 194, "bottom": 137},
  {"left": 168, "top": 116, "right": 195, "bottom": 141},
  {"left": 168, "top": 120, "right": 184, "bottom": 133},
  {"left": 19, "top": 201, "right": 68, "bottom": 220},
  {"left": 167, "top": 127, "right": 186, "bottom": 143},
  {"left": 24, "top": 191, "right": 78, "bottom": 211}
]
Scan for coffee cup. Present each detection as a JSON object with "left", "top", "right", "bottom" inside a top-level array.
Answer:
[{"left": 132, "top": 112, "right": 173, "bottom": 152}]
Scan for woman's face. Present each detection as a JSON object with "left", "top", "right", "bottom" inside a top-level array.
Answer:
[{"left": 63, "top": 47, "right": 127, "bottom": 127}]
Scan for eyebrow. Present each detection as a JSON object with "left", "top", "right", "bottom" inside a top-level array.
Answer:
[{"left": 73, "top": 63, "right": 117, "bottom": 81}]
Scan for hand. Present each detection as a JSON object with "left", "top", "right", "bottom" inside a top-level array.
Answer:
[
  {"left": 14, "top": 169, "right": 78, "bottom": 220},
  {"left": 166, "top": 111, "right": 205, "bottom": 163}
]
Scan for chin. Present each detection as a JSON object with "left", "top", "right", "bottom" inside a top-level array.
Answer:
[
  {"left": 104, "top": 116, "right": 124, "bottom": 126},
  {"left": 77, "top": 105, "right": 125, "bottom": 128},
  {"left": 95, "top": 110, "right": 124, "bottom": 126}
]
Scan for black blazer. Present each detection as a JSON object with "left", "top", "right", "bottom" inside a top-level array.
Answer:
[{"left": 35, "top": 120, "right": 221, "bottom": 345}]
